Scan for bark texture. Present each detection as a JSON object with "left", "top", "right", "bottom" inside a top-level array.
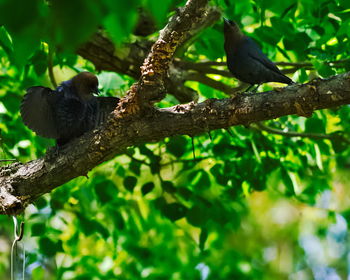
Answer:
[{"left": 1, "top": 72, "right": 350, "bottom": 215}]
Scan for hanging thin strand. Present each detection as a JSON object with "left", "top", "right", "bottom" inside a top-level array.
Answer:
[{"left": 10, "top": 216, "right": 25, "bottom": 280}]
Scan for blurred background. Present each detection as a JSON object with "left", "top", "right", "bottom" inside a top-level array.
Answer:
[{"left": 0, "top": 0, "right": 350, "bottom": 279}]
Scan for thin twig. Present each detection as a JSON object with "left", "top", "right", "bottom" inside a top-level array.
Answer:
[
  {"left": 161, "top": 157, "right": 210, "bottom": 167},
  {"left": 177, "top": 59, "right": 303, "bottom": 77},
  {"left": 125, "top": 154, "right": 150, "bottom": 166},
  {"left": 179, "top": 58, "right": 350, "bottom": 69},
  {"left": 254, "top": 122, "right": 350, "bottom": 144},
  {"left": 186, "top": 72, "right": 246, "bottom": 96},
  {"left": 191, "top": 137, "right": 196, "bottom": 159}
]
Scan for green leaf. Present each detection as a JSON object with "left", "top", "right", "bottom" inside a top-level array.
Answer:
[
  {"left": 316, "top": 64, "right": 336, "bottom": 77},
  {"left": 305, "top": 118, "right": 325, "bottom": 134},
  {"left": 178, "top": 187, "right": 193, "bottom": 200},
  {"left": 31, "top": 266, "right": 45, "bottom": 279},
  {"left": 0, "top": 26, "right": 13, "bottom": 56},
  {"left": 199, "top": 228, "right": 208, "bottom": 252},
  {"left": 187, "top": 205, "right": 208, "bottom": 227},
  {"left": 116, "top": 165, "right": 126, "bottom": 177},
  {"left": 111, "top": 211, "right": 125, "bottom": 230},
  {"left": 10, "top": 31, "right": 41, "bottom": 67},
  {"left": 210, "top": 164, "right": 224, "bottom": 185},
  {"left": 39, "top": 237, "right": 63, "bottom": 257},
  {"left": 280, "top": 168, "right": 295, "bottom": 196},
  {"left": 162, "top": 181, "right": 177, "bottom": 193},
  {"left": 103, "top": 0, "right": 138, "bottom": 45},
  {"left": 191, "top": 170, "right": 211, "bottom": 191},
  {"left": 124, "top": 176, "right": 137, "bottom": 192},
  {"left": 195, "top": 27, "right": 225, "bottom": 60},
  {"left": 34, "top": 197, "right": 48, "bottom": 210},
  {"left": 150, "top": 156, "right": 161, "bottom": 174},
  {"left": 212, "top": 137, "right": 234, "bottom": 157},
  {"left": 98, "top": 72, "right": 125, "bottom": 91},
  {"left": 79, "top": 215, "right": 109, "bottom": 239},
  {"left": 31, "top": 223, "right": 46, "bottom": 236},
  {"left": 139, "top": 145, "right": 155, "bottom": 158},
  {"left": 50, "top": 0, "right": 103, "bottom": 49},
  {"left": 31, "top": 49, "right": 48, "bottom": 76},
  {"left": 153, "top": 197, "right": 167, "bottom": 210},
  {"left": 129, "top": 160, "right": 142, "bottom": 176},
  {"left": 166, "top": 136, "right": 188, "bottom": 157},
  {"left": 161, "top": 203, "right": 188, "bottom": 221},
  {"left": 331, "top": 135, "right": 348, "bottom": 153},
  {"left": 254, "top": 26, "right": 281, "bottom": 46},
  {"left": 141, "top": 182, "right": 155, "bottom": 196},
  {"left": 144, "top": 0, "right": 173, "bottom": 27},
  {"left": 93, "top": 177, "right": 118, "bottom": 204}
]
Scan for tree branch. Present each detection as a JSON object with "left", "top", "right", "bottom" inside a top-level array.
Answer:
[
  {"left": 185, "top": 72, "right": 246, "bottom": 96},
  {"left": 253, "top": 122, "right": 350, "bottom": 144},
  {"left": 77, "top": 33, "right": 199, "bottom": 103},
  {"left": 132, "top": 0, "right": 209, "bottom": 107},
  {"left": 0, "top": 159, "right": 17, "bottom": 163},
  {"left": 77, "top": 3, "right": 219, "bottom": 104},
  {"left": 181, "top": 59, "right": 350, "bottom": 69},
  {"left": 1, "top": 72, "right": 350, "bottom": 215}
]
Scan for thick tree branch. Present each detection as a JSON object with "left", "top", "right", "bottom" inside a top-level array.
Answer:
[
  {"left": 77, "top": 4, "right": 219, "bottom": 104},
  {"left": 113, "top": 0, "right": 210, "bottom": 120},
  {"left": 131, "top": 0, "right": 210, "bottom": 107},
  {"left": 77, "top": 33, "right": 199, "bottom": 103},
  {"left": 1, "top": 72, "right": 350, "bottom": 215}
]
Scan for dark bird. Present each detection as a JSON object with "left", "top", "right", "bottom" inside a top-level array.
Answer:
[
  {"left": 223, "top": 18, "right": 293, "bottom": 89},
  {"left": 21, "top": 72, "right": 120, "bottom": 146}
]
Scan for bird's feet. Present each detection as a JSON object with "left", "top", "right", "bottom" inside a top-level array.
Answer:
[{"left": 244, "top": 84, "right": 261, "bottom": 93}]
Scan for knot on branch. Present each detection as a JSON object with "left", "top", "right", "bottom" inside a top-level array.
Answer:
[{"left": 0, "top": 185, "right": 25, "bottom": 215}]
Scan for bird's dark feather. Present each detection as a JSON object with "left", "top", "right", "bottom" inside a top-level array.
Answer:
[
  {"left": 20, "top": 86, "right": 60, "bottom": 138},
  {"left": 224, "top": 20, "right": 293, "bottom": 85},
  {"left": 20, "top": 73, "right": 120, "bottom": 146}
]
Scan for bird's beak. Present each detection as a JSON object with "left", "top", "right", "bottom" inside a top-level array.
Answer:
[{"left": 93, "top": 87, "right": 100, "bottom": 95}]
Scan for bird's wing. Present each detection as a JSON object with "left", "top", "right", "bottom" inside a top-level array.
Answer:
[
  {"left": 245, "top": 38, "right": 284, "bottom": 75},
  {"left": 55, "top": 97, "right": 86, "bottom": 135},
  {"left": 95, "top": 97, "right": 120, "bottom": 127},
  {"left": 20, "top": 86, "right": 60, "bottom": 139}
]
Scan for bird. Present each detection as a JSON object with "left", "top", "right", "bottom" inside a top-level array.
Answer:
[
  {"left": 20, "top": 72, "right": 120, "bottom": 146},
  {"left": 223, "top": 18, "right": 293, "bottom": 90}
]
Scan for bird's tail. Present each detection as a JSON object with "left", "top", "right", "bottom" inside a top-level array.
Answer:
[{"left": 278, "top": 74, "right": 293, "bottom": 85}]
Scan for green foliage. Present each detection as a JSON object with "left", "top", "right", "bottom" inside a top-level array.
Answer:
[{"left": 0, "top": 0, "right": 350, "bottom": 279}]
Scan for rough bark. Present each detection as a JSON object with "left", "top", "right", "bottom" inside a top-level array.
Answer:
[
  {"left": 0, "top": 0, "right": 211, "bottom": 215},
  {"left": 1, "top": 0, "right": 350, "bottom": 215},
  {"left": 1, "top": 72, "right": 350, "bottom": 215},
  {"left": 77, "top": 6, "right": 220, "bottom": 103}
]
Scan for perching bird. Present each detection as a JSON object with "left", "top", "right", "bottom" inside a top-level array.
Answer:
[
  {"left": 21, "top": 72, "right": 120, "bottom": 146},
  {"left": 223, "top": 18, "right": 293, "bottom": 88}
]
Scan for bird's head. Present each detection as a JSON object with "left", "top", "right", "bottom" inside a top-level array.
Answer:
[
  {"left": 72, "top": 72, "right": 100, "bottom": 100},
  {"left": 223, "top": 18, "right": 244, "bottom": 42}
]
